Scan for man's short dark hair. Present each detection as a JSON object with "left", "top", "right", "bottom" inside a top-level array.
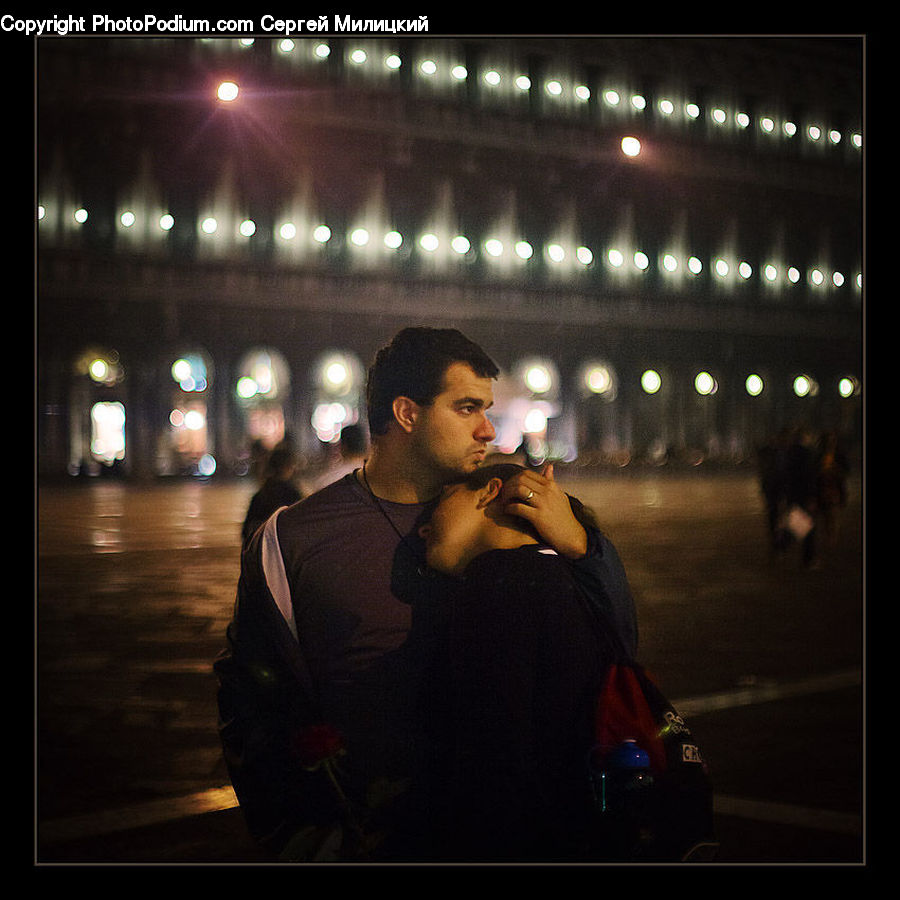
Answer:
[{"left": 366, "top": 327, "right": 500, "bottom": 436}]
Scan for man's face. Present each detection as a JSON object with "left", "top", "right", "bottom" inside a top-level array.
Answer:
[{"left": 411, "top": 361, "right": 496, "bottom": 479}]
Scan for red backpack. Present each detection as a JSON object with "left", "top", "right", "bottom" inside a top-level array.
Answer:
[{"left": 586, "top": 658, "right": 719, "bottom": 861}]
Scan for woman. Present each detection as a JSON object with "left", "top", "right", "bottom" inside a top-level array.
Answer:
[{"left": 420, "top": 463, "right": 619, "bottom": 861}]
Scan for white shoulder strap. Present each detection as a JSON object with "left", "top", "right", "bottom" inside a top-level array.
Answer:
[{"left": 259, "top": 507, "right": 298, "bottom": 642}]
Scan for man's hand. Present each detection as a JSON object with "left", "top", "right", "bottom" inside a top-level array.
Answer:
[{"left": 500, "top": 463, "right": 588, "bottom": 559}]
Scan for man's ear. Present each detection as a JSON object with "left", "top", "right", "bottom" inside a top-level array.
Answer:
[
  {"left": 392, "top": 396, "right": 421, "bottom": 433},
  {"left": 476, "top": 477, "right": 504, "bottom": 509}
]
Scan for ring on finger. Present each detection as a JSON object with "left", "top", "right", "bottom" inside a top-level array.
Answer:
[{"left": 525, "top": 489, "right": 535, "bottom": 502}]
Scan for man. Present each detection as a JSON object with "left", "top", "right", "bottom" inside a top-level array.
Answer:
[{"left": 214, "top": 327, "right": 636, "bottom": 861}]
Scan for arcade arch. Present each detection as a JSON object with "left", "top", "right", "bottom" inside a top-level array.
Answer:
[
  {"left": 159, "top": 347, "right": 216, "bottom": 476},
  {"left": 235, "top": 346, "right": 292, "bottom": 452},
  {"left": 68, "top": 346, "right": 128, "bottom": 476}
]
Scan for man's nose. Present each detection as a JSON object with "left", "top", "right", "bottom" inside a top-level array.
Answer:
[{"left": 475, "top": 414, "right": 496, "bottom": 442}]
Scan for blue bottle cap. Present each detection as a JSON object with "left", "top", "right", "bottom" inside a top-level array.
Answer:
[{"left": 609, "top": 739, "right": 650, "bottom": 768}]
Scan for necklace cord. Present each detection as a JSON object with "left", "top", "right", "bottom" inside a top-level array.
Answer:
[{"left": 360, "top": 460, "right": 428, "bottom": 570}]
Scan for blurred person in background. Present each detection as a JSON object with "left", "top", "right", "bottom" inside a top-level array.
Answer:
[
  {"left": 816, "top": 430, "right": 851, "bottom": 552},
  {"left": 241, "top": 444, "right": 303, "bottom": 548}
]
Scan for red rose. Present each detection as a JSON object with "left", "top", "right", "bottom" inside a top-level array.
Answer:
[{"left": 291, "top": 723, "right": 345, "bottom": 768}]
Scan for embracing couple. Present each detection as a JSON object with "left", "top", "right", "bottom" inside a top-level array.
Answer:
[{"left": 215, "top": 326, "right": 638, "bottom": 863}]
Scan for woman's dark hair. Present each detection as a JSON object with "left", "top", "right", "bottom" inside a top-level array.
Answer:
[
  {"left": 365, "top": 327, "right": 499, "bottom": 436},
  {"left": 455, "top": 462, "right": 540, "bottom": 540},
  {"left": 458, "top": 462, "right": 527, "bottom": 490},
  {"left": 455, "top": 461, "right": 603, "bottom": 534}
]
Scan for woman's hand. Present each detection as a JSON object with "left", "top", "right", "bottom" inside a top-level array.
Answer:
[{"left": 500, "top": 463, "right": 588, "bottom": 559}]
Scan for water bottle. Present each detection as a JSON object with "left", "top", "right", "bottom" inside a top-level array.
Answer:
[{"left": 589, "top": 739, "right": 655, "bottom": 859}]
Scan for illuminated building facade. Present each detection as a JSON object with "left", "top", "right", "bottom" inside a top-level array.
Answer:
[{"left": 36, "top": 35, "right": 863, "bottom": 478}]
